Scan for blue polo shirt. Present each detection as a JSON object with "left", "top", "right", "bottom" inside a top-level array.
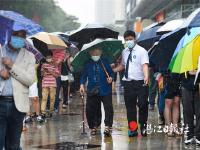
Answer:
[{"left": 80, "top": 57, "right": 114, "bottom": 96}]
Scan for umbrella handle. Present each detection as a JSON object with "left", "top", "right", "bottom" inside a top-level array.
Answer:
[{"left": 100, "top": 61, "right": 110, "bottom": 78}]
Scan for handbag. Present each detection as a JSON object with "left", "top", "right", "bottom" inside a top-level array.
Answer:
[{"left": 68, "top": 73, "right": 74, "bottom": 82}]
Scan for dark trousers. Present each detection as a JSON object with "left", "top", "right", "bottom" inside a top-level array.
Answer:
[
  {"left": 61, "top": 81, "right": 69, "bottom": 104},
  {"left": 86, "top": 94, "right": 113, "bottom": 129},
  {"left": 54, "top": 77, "right": 61, "bottom": 109},
  {"left": 149, "top": 70, "right": 157, "bottom": 106},
  {"left": 0, "top": 100, "right": 26, "bottom": 150},
  {"left": 124, "top": 80, "right": 149, "bottom": 129},
  {"left": 182, "top": 88, "right": 200, "bottom": 139}
]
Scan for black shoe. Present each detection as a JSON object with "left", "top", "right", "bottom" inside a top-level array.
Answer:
[
  {"left": 37, "top": 115, "right": 45, "bottom": 123},
  {"left": 141, "top": 124, "right": 147, "bottom": 137},
  {"left": 104, "top": 127, "right": 111, "bottom": 137},
  {"left": 24, "top": 116, "right": 33, "bottom": 124},
  {"left": 40, "top": 113, "right": 46, "bottom": 120},
  {"left": 128, "top": 130, "right": 138, "bottom": 137}
]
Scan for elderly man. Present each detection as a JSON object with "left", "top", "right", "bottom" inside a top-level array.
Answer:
[
  {"left": 0, "top": 26, "right": 35, "bottom": 149},
  {"left": 80, "top": 48, "right": 114, "bottom": 136}
]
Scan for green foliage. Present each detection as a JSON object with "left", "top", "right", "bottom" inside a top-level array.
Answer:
[{"left": 0, "top": 0, "right": 80, "bottom": 32}]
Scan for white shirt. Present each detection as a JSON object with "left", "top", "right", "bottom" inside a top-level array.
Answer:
[{"left": 122, "top": 44, "right": 149, "bottom": 81}]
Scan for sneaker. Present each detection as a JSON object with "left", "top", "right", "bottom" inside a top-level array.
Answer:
[
  {"left": 36, "top": 115, "right": 44, "bottom": 123},
  {"left": 62, "top": 103, "right": 68, "bottom": 108},
  {"left": 104, "top": 126, "right": 111, "bottom": 137},
  {"left": 158, "top": 116, "right": 165, "bottom": 125},
  {"left": 141, "top": 124, "right": 147, "bottom": 137},
  {"left": 24, "top": 116, "right": 33, "bottom": 124},
  {"left": 40, "top": 113, "right": 46, "bottom": 120},
  {"left": 184, "top": 137, "right": 194, "bottom": 145},
  {"left": 196, "top": 138, "right": 200, "bottom": 146},
  {"left": 128, "top": 130, "right": 138, "bottom": 137}
]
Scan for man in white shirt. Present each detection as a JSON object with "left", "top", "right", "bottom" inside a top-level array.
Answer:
[{"left": 113, "top": 30, "right": 149, "bottom": 137}]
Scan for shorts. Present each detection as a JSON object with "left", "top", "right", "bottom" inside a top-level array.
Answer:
[
  {"left": 29, "top": 82, "right": 39, "bottom": 98},
  {"left": 164, "top": 84, "right": 181, "bottom": 99}
]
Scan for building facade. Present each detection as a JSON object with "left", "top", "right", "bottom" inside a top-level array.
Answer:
[{"left": 125, "top": 0, "right": 200, "bottom": 31}]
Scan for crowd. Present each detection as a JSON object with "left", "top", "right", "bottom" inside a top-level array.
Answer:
[{"left": 0, "top": 26, "right": 200, "bottom": 150}]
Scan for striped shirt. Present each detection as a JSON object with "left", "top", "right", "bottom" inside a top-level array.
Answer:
[
  {"left": 53, "top": 49, "right": 66, "bottom": 73},
  {"left": 41, "top": 63, "right": 59, "bottom": 87}
]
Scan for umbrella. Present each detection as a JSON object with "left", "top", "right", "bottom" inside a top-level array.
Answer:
[
  {"left": 51, "top": 32, "right": 79, "bottom": 57},
  {"left": 31, "top": 32, "right": 68, "bottom": 50},
  {"left": 69, "top": 23, "right": 119, "bottom": 49},
  {"left": 71, "top": 38, "right": 124, "bottom": 72},
  {"left": 156, "top": 19, "right": 185, "bottom": 35},
  {"left": 137, "top": 22, "right": 165, "bottom": 50},
  {"left": 0, "top": 10, "right": 43, "bottom": 37},
  {"left": 149, "top": 8, "right": 200, "bottom": 72},
  {"left": 169, "top": 27, "right": 200, "bottom": 73}
]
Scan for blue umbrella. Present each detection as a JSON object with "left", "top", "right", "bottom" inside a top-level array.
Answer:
[
  {"left": 149, "top": 8, "right": 200, "bottom": 72},
  {"left": 0, "top": 10, "right": 43, "bottom": 44},
  {"left": 137, "top": 22, "right": 165, "bottom": 50}
]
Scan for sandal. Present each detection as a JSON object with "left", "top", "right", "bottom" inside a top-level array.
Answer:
[
  {"left": 104, "top": 126, "right": 111, "bottom": 137},
  {"left": 91, "top": 128, "right": 97, "bottom": 136}
]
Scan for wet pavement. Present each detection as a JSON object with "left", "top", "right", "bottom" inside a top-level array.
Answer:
[{"left": 21, "top": 83, "right": 194, "bottom": 150}]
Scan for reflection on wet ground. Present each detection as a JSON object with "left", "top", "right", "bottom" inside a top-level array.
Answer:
[{"left": 21, "top": 83, "right": 193, "bottom": 150}]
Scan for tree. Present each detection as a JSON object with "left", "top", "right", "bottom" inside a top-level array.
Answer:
[{"left": 0, "top": 0, "right": 80, "bottom": 32}]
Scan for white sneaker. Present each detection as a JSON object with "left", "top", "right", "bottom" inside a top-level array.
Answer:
[
  {"left": 196, "top": 138, "right": 200, "bottom": 146},
  {"left": 184, "top": 137, "right": 194, "bottom": 145}
]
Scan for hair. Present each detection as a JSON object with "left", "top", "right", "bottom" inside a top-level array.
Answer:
[
  {"left": 123, "top": 30, "right": 136, "bottom": 39},
  {"left": 46, "top": 51, "right": 53, "bottom": 57},
  {"left": 89, "top": 47, "right": 102, "bottom": 56}
]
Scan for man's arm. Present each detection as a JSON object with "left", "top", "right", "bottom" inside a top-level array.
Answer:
[
  {"left": 143, "top": 63, "right": 149, "bottom": 85},
  {"left": 113, "top": 64, "right": 125, "bottom": 73}
]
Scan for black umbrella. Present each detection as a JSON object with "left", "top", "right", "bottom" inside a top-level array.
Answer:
[
  {"left": 69, "top": 23, "right": 119, "bottom": 49},
  {"left": 137, "top": 22, "right": 165, "bottom": 50},
  {"left": 149, "top": 28, "right": 186, "bottom": 72}
]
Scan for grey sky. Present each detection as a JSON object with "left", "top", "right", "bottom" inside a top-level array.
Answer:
[{"left": 56, "top": 0, "right": 95, "bottom": 25}]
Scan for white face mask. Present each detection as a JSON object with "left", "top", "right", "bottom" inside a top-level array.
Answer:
[
  {"left": 46, "top": 58, "right": 52, "bottom": 63},
  {"left": 91, "top": 56, "right": 100, "bottom": 62},
  {"left": 126, "top": 40, "right": 135, "bottom": 49}
]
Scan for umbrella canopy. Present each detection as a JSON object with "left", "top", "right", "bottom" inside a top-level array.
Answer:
[
  {"left": 137, "top": 22, "right": 165, "bottom": 50},
  {"left": 69, "top": 23, "right": 119, "bottom": 49},
  {"left": 71, "top": 38, "right": 124, "bottom": 72},
  {"left": 156, "top": 19, "right": 185, "bottom": 35},
  {"left": 169, "top": 27, "right": 200, "bottom": 73},
  {"left": 149, "top": 8, "right": 200, "bottom": 72},
  {"left": 0, "top": 10, "right": 43, "bottom": 36},
  {"left": 31, "top": 32, "right": 68, "bottom": 50}
]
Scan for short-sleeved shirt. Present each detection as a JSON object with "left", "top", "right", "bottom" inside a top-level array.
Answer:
[
  {"left": 121, "top": 44, "right": 149, "bottom": 81},
  {"left": 41, "top": 63, "right": 59, "bottom": 87}
]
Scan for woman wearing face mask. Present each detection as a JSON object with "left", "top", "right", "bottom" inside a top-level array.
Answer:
[{"left": 80, "top": 48, "right": 114, "bottom": 136}]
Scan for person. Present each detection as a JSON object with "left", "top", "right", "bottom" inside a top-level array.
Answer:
[
  {"left": 40, "top": 51, "right": 59, "bottom": 118},
  {"left": 0, "top": 27, "right": 35, "bottom": 149},
  {"left": 24, "top": 63, "right": 44, "bottom": 124},
  {"left": 61, "top": 51, "right": 71, "bottom": 108},
  {"left": 182, "top": 71, "right": 200, "bottom": 145},
  {"left": 113, "top": 30, "right": 149, "bottom": 137},
  {"left": 53, "top": 49, "right": 66, "bottom": 112},
  {"left": 80, "top": 48, "right": 114, "bottom": 136},
  {"left": 164, "top": 72, "right": 181, "bottom": 137}
]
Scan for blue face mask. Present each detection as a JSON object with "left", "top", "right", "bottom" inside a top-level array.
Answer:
[{"left": 10, "top": 36, "right": 25, "bottom": 49}]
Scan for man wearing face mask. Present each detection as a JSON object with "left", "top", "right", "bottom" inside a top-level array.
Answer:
[
  {"left": 0, "top": 24, "right": 35, "bottom": 149},
  {"left": 113, "top": 30, "right": 149, "bottom": 137},
  {"left": 80, "top": 48, "right": 114, "bottom": 136}
]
